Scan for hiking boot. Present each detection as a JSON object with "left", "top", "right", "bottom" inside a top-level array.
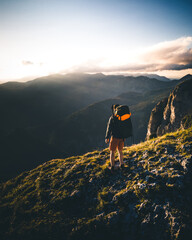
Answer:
[
  {"left": 109, "top": 165, "right": 115, "bottom": 173},
  {"left": 120, "top": 164, "right": 125, "bottom": 170}
]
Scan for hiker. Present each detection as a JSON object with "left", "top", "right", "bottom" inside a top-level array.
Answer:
[{"left": 105, "top": 104, "right": 133, "bottom": 172}]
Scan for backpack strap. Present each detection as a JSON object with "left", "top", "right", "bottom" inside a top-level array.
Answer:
[{"left": 115, "top": 113, "right": 131, "bottom": 121}]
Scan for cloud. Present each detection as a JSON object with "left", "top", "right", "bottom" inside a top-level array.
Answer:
[
  {"left": 64, "top": 36, "right": 192, "bottom": 74},
  {"left": 22, "top": 60, "right": 34, "bottom": 66},
  {"left": 162, "top": 63, "right": 192, "bottom": 71},
  {"left": 139, "top": 37, "right": 192, "bottom": 71}
]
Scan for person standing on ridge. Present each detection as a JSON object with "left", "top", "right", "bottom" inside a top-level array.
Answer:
[{"left": 105, "top": 104, "right": 133, "bottom": 172}]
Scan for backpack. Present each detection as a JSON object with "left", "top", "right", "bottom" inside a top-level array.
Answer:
[{"left": 114, "top": 105, "right": 133, "bottom": 139}]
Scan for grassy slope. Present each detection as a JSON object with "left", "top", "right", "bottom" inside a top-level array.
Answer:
[{"left": 0, "top": 127, "right": 192, "bottom": 240}]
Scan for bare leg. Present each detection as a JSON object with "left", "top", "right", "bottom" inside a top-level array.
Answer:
[
  {"left": 118, "top": 150, "right": 124, "bottom": 166},
  {"left": 110, "top": 151, "right": 115, "bottom": 167}
]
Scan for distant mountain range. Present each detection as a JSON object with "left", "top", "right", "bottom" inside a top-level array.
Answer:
[
  {"left": 0, "top": 73, "right": 188, "bottom": 182},
  {"left": 130, "top": 74, "right": 172, "bottom": 81}
]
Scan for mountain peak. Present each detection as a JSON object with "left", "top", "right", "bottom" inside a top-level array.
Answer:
[{"left": 180, "top": 74, "right": 192, "bottom": 81}]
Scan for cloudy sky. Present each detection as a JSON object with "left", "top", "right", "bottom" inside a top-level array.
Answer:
[{"left": 0, "top": 0, "right": 192, "bottom": 82}]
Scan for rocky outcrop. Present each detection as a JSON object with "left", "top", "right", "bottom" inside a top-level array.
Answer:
[
  {"left": 181, "top": 114, "right": 192, "bottom": 129},
  {"left": 146, "top": 97, "right": 168, "bottom": 139},
  {"left": 147, "top": 78, "right": 192, "bottom": 139}
]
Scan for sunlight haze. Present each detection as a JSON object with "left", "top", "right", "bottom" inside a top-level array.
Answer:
[{"left": 0, "top": 0, "right": 192, "bottom": 82}]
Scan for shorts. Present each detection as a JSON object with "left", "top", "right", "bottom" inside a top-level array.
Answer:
[{"left": 109, "top": 137, "right": 124, "bottom": 151}]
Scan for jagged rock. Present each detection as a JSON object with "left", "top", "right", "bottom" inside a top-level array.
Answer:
[
  {"left": 181, "top": 114, "right": 192, "bottom": 129},
  {"left": 181, "top": 157, "right": 192, "bottom": 171},
  {"left": 181, "top": 144, "right": 192, "bottom": 151},
  {"left": 112, "top": 189, "right": 135, "bottom": 204},
  {"left": 167, "top": 175, "right": 184, "bottom": 188},
  {"left": 158, "top": 166, "right": 166, "bottom": 173},
  {"left": 142, "top": 150, "right": 149, "bottom": 159},
  {"left": 107, "top": 211, "right": 120, "bottom": 225},
  {"left": 137, "top": 183, "right": 147, "bottom": 189},
  {"left": 140, "top": 203, "right": 172, "bottom": 240},
  {"left": 149, "top": 183, "right": 157, "bottom": 188},
  {"left": 159, "top": 157, "right": 167, "bottom": 163},
  {"left": 96, "top": 212, "right": 105, "bottom": 220},
  {"left": 70, "top": 190, "right": 81, "bottom": 198},
  {"left": 138, "top": 160, "right": 146, "bottom": 166},
  {"left": 161, "top": 172, "right": 168, "bottom": 178},
  {"left": 151, "top": 169, "right": 158, "bottom": 174},
  {"left": 174, "top": 155, "right": 182, "bottom": 162},
  {"left": 147, "top": 78, "right": 192, "bottom": 139},
  {"left": 146, "top": 97, "right": 168, "bottom": 139},
  {"left": 89, "top": 177, "right": 93, "bottom": 182}
]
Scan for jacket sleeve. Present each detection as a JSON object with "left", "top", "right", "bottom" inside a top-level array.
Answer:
[{"left": 105, "top": 116, "right": 113, "bottom": 139}]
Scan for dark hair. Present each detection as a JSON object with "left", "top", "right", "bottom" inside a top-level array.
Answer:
[
  {"left": 111, "top": 104, "right": 120, "bottom": 115},
  {"left": 114, "top": 104, "right": 120, "bottom": 109}
]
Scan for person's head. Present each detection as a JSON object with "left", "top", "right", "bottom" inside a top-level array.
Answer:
[{"left": 111, "top": 104, "right": 119, "bottom": 115}]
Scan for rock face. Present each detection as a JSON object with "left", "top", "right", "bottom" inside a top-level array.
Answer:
[
  {"left": 147, "top": 78, "right": 192, "bottom": 139},
  {"left": 146, "top": 98, "right": 168, "bottom": 139}
]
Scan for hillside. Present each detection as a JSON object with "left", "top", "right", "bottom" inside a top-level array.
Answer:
[{"left": 1, "top": 127, "right": 192, "bottom": 240}]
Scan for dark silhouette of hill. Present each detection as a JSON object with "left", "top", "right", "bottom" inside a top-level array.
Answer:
[
  {"left": 0, "top": 128, "right": 60, "bottom": 181},
  {"left": 135, "top": 74, "right": 171, "bottom": 81},
  {"left": 0, "top": 73, "right": 179, "bottom": 181},
  {"left": 179, "top": 74, "right": 192, "bottom": 82}
]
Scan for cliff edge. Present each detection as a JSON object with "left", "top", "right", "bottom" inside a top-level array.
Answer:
[{"left": 147, "top": 77, "right": 192, "bottom": 140}]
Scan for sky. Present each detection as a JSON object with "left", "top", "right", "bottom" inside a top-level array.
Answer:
[{"left": 0, "top": 0, "right": 192, "bottom": 82}]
